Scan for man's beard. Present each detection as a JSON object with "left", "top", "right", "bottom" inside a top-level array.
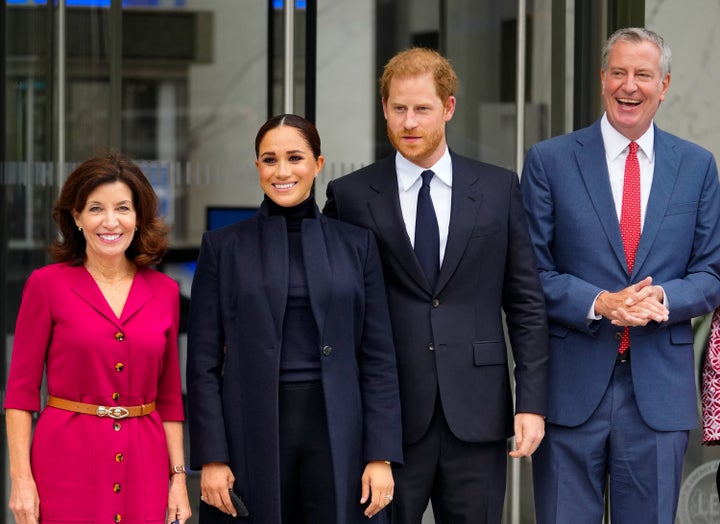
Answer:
[{"left": 387, "top": 125, "right": 444, "bottom": 165}]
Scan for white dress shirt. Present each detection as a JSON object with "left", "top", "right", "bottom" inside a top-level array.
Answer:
[
  {"left": 588, "top": 114, "right": 666, "bottom": 320},
  {"left": 601, "top": 113, "right": 655, "bottom": 228},
  {"left": 395, "top": 148, "right": 452, "bottom": 266}
]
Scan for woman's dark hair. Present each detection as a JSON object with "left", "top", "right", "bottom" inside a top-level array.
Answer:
[
  {"left": 254, "top": 114, "right": 322, "bottom": 160},
  {"left": 50, "top": 154, "right": 170, "bottom": 267}
]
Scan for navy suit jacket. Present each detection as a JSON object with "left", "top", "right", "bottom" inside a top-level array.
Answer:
[
  {"left": 186, "top": 201, "right": 402, "bottom": 524},
  {"left": 324, "top": 151, "right": 549, "bottom": 445},
  {"left": 521, "top": 119, "right": 720, "bottom": 431}
]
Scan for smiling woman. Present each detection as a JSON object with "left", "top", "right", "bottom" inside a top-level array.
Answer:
[
  {"left": 73, "top": 181, "right": 138, "bottom": 293},
  {"left": 4, "top": 154, "right": 192, "bottom": 524},
  {"left": 187, "top": 114, "right": 402, "bottom": 524},
  {"left": 255, "top": 116, "right": 325, "bottom": 208}
]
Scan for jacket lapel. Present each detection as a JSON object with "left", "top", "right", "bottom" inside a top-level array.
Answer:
[
  {"left": 259, "top": 210, "right": 289, "bottom": 338},
  {"left": 365, "top": 159, "right": 431, "bottom": 291},
  {"left": 575, "top": 123, "right": 629, "bottom": 275},
  {"left": 437, "top": 153, "right": 481, "bottom": 293},
  {"left": 303, "top": 214, "right": 332, "bottom": 338},
  {"left": 632, "top": 127, "right": 679, "bottom": 277}
]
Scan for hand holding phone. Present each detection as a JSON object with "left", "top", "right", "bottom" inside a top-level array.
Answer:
[{"left": 229, "top": 489, "right": 249, "bottom": 517}]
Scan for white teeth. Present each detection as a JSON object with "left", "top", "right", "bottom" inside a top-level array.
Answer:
[
  {"left": 274, "top": 183, "right": 296, "bottom": 189},
  {"left": 618, "top": 98, "right": 640, "bottom": 104},
  {"left": 100, "top": 234, "right": 121, "bottom": 241}
]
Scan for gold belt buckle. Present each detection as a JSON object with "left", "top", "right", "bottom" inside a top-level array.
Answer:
[{"left": 96, "top": 406, "right": 130, "bottom": 419}]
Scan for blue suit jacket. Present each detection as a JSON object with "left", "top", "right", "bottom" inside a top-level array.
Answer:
[
  {"left": 521, "top": 119, "right": 720, "bottom": 431},
  {"left": 325, "top": 151, "right": 549, "bottom": 445}
]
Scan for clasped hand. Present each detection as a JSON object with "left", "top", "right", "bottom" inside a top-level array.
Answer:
[{"left": 595, "top": 276, "right": 668, "bottom": 326}]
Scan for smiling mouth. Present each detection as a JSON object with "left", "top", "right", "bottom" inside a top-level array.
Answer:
[
  {"left": 617, "top": 97, "right": 641, "bottom": 106},
  {"left": 99, "top": 234, "right": 121, "bottom": 241},
  {"left": 274, "top": 182, "right": 297, "bottom": 190}
]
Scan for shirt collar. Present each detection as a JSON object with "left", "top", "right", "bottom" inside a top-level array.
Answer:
[
  {"left": 395, "top": 147, "right": 453, "bottom": 192},
  {"left": 601, "top": 113, "right": 655, "bottom": 162}
]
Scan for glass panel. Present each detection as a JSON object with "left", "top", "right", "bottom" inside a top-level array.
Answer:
[{"left": 445, "top": 0, "right": 552, "bottom": 172}]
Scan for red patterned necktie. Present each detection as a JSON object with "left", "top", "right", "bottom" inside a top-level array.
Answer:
[{"left": 618, "top": 141, "right": 641, "bottom": 354}]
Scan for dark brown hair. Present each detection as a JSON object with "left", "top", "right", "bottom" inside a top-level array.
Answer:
[
  {"left": 50, "top": 154, "right": 170, "bottom": 266},
  {"left": 380, "top": 47, "right": 458, "bottom": 103},
  {"left": 254, "top": 114, "right": 322, "bottom": 160}
]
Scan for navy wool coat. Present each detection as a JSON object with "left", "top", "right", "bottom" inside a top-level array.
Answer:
[{"left": 187, "top": 200, "right": 403, "bottom": 523}]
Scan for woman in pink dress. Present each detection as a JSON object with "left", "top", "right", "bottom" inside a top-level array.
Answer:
[{"left": 5, "top": 155, "right": 191, "bottom": 524}]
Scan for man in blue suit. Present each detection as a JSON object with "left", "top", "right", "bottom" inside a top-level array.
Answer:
[
  {"left": 521, "top": 27, "right": 720, "bottom": 523},
  {"left": 324, "top": 47, "right": 549, "bottom": 523}
]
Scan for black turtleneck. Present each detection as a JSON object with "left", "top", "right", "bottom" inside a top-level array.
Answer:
[
  {"left": 265, "top": 194, "right": 316, "bottom": 231},
  {"left": 265, "top": 195, "right": 321, "bottom": 382}
]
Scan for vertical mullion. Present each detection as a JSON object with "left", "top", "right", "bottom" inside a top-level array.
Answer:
[
  {"left": 109, "top": 0, "right": 123, "bottom": 152},
  {"left": 283, "top": 0, "right": 294, "bottom": 114},
  {"left": 305, "top": 0, "right": 316, "bottom": 123},
  {"left": 56, "top": 0, "right": 66, "bottom": 186}
]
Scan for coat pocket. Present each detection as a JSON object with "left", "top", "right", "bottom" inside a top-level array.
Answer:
[{"left": 472, "top": 340, "right": 507, "bottom": 366}]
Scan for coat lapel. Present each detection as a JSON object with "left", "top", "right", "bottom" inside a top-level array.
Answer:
[
  {"left": 575, "top": 123, "right": 629, "bottom": 275},
  {"left": 632, "top": 127, "right": 679, "bottom": 277},
  {"left": 365, "top": 159, "right": 431, "bottom": 291},
  {"left": 303, "top": 215, "right": 332, "bottom": 338},
  {"left": 437, "top": 154, "right": 481, "bottom": 293},
  {"left": 259, "top": 212, "right": 289, "bottom": 338}
]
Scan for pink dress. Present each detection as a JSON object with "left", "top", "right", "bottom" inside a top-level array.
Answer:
[
  {"left": 702, "top": 308, "right": 720, "bottom": 444},
  {"left": 4, "top": 263, "right": 184, "bottom": 523}
]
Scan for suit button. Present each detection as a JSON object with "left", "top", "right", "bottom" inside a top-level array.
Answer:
[
  {"left": 322, "top": 345, "right": 333, "bottom": 356},
  {"left": 115, "top": 362, "right": 124, "bottom": 372},
  {"left": 432, "top": 299, "right": 440, "bottom": 308},
  {"left": 114, "top": 422, "right": 122, "bottom": 432},
  {"left": 614, "top": 332, "right": 623, "bottom": 340},
  {"left": 112, "top": 392, "right": 120, "bottom": 401},
  {"left": 114, "top": 332, "right": 124, "bottom": 342},
  {"left": 427, "top": 343, "right": 435, "bottom": 351},
  {"left": 115, "top": 453, "right": 124, "bottom": 462},
  {"left": 113, "top": 483, "right": 121, "bottom": 493},
  {"left": 114, "top": 514, "right": 122, "bottom": 522}
]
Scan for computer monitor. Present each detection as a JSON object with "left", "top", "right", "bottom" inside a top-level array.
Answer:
[{"left": 205, "top": 206, "right": 257, "bottom": 231}]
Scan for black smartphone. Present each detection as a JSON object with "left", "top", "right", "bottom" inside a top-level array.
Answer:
[{"left": 229, "top": 489, "right": 250, "bottom": 517}]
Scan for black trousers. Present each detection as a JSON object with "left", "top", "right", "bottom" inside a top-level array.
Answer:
[
  {"left": 279, "top": 381, "right": 336, "bottom": 524},
  {"left": 391, "top": 397, "right": 507, "bottom": 524}
]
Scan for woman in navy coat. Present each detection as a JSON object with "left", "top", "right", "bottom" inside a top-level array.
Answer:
[{"left": 187, "top": 114, "right": 402, "bottom": 523}]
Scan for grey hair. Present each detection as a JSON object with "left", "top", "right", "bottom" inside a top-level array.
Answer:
[{"left": 602, "top": 27, "right": 672, "bottom": 78}]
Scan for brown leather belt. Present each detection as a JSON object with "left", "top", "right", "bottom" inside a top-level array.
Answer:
[{"left": 47, "top": 395, "right": 156, "bottom": 419}]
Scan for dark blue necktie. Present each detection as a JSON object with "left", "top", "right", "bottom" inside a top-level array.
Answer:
[{"left": 414, "top": 169, "right": 440, "bottom": 289}]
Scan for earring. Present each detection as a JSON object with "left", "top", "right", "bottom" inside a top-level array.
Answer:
[
  {"left": 78, "top": 226, "right": 83, "bottom": 232},
  {"left": 135, "top": 226, "right": 138, "bottom": 231}
]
